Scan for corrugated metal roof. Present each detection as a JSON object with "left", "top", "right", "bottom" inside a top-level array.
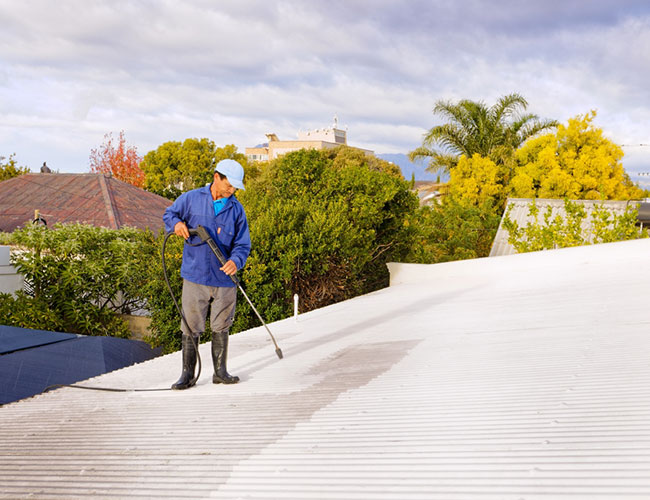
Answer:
[
  {"left": 1, "top": 238, "right": 650, "bottom": 498},
  {"left": 0, "top": 173, "right": 172, "bottom": 232},
  {"left": 489, "top": 198, "right": 638, "bottom": 257}
]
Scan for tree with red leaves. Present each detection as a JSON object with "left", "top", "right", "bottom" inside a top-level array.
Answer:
[{"left": 90, "top": 131, "right": 144, "bottom": 188}]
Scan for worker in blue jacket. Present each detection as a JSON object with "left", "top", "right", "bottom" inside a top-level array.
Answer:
[{"left": 163, "top": 159, "right": 251, "bottom": 390}]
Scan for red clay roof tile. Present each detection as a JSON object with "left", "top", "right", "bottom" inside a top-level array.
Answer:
[{"left": 0, "top": 173, "right": 172, "bottom": 232}]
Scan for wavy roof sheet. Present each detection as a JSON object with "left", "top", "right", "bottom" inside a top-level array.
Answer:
[
  {"left": 1, "top": 238, "right": 650, "bottom": 498},
  {"left": 489, "top": 198, "right": 638, "bottom": 257}
]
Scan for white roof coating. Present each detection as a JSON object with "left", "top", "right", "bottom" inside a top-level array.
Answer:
[{"left": 2, "top": 238, "right": 650, "bottom": 499}]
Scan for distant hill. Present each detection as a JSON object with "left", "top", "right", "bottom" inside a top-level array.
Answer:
[{"left": 377, "top": 153, "right": 449, "bottom": 182}]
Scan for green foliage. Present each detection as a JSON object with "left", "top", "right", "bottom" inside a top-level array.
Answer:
[
  {"left": 142, "top": 140, "right": 249, "bottom": 199},
  {"left": 405, "top": 199, "right": 501, "bottom": 263},
  {"left": 410, "top": 93, "right": 557, "bottom": 174},
  {"left": 0, "top": 291, "right": 65, "bottom": 331},
  {"left": 3, "top": 223, "right": 152, "bottom": 337},
  {"left": 141, "top": 231, "right": 180, "bottom": 353},
  {"left": 502, "top": 199, "right": 648, "bottom": 253},
  {"left": 141, "top": 231, "right": 213, "bottom": 354},
  {"left": 0, "top": 154, "right": 30, "bottom": 181},
  {"left": 590, "top": 203, "right": 646, "bottom": 243},
  {"left": 232, "top": 147, "right": 418, "bottom": 332}
]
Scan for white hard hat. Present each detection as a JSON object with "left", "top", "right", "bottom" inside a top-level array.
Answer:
[{"left": 215, "top": 159, "right": 245, "bottom": 191}]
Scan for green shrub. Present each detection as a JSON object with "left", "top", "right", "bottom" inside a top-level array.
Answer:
[
  {"left": 4, "top": 223, "right": 152, "bottom": 337},
  {"left": 142, "top": 230, "right": 213, "bottom": 353},
  {"left": 405, "top": 199, "right": 501, "bottom": 263},
  {"left": 233, "top": 147, "right": 418, "bottom": 332},
  {"left": 502, "top": 199, "right": 648, "bottom": 253}
]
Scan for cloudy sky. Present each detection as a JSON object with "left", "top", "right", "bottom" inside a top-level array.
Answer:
[{"left": 1, "top": 0, "right": 650, "bottom": 179}]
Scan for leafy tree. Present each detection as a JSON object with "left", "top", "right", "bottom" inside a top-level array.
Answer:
[
  {"left": 235, "top": 147, "right": 418, "bottom": 332},
  {"left": 90, "top": 131, "right": 144, "bottom": 188},
  {"left": 447, "top": 154, "right": 509, "bottom": 210},
  {"left": 142, "top": 140, "right": 248, "bottom": 199},
  {"left": 410, "top": 93, "right": 557, "bottom": 174},
  {"left": 405, "top": 199, "right": 501, "bottom": 263},
  {"left": 502, "top": 199, "right": 648, "bottom": 253},
  {"left": 330, "top": 146, "right": 403, "bottom": 177},
  {"left": 446, "top": 111, "right": 644, "bottom": 215},
  {"left": 0, "top": 291, "right": 65, "bottom": 331},
  {"left": 1, "top": 223, "right": 152, "bottom": 337},
  {"left": 510, "top": 111, "right": 644, "bottom": 200},
  {"left": 0, "top": 154, "right": 30, "bottom": 181}
]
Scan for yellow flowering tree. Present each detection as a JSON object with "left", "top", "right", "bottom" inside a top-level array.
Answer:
[
  {"left": 446, "top": 111, "right": 644, "bottom": 213},
  {"left": 448, "top": 154, "right": 508, "bottom": 208},
  {"left": 510, "top": 111, "right": 643, "bottom": 200}
]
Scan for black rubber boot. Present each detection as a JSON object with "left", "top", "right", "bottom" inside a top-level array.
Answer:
[
  {"left": 212, "top": 330, "right": 239, "bottom": 384},
  {"left": 171, "top": 334, "right": 197, "bottom": 390}
]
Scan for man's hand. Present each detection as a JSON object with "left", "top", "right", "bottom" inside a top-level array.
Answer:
[
  {"left": 174, "top": 221, "right": 190, "bottom": 239},
  {"left": 220, "top": 260, "right": 237, "bottom": 276}
]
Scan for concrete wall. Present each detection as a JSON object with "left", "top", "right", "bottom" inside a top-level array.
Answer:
[
  {"left": 119, "top": 314, "right": 152, "bottom": 341},
  {"left": 0, "top": 246, "right": 22, "bottom": 295}
]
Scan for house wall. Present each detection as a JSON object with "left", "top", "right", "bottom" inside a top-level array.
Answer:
[
  {"left": 268, "top": 140, "right": 339, "bottom": 160},
  {"left": 0, "top": 246, "right": 22, "bottom": 295},
  {"left": 119, "top": 314, "right": 152, "bottom": 341},
  {"left": 245, "top": 130, "right": 375, "bottom": 162}
]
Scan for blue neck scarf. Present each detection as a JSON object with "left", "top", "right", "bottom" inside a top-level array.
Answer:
[{"left": 213, "top": 197, "right": 229, "bottom": 216}]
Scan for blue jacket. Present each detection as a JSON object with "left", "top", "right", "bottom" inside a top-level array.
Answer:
[{"left": 163, "top": 185, "right": 251, "bottom": 287}]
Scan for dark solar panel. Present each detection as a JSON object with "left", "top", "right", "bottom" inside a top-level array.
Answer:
[
  {"left": 0, "top": 325, "right": 77, "bottom": 354},
  {"left": 0, "top": 328, "right": 161, "bottom": 405}
]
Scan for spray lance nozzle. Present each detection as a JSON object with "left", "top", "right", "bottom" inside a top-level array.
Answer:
[{"left": 187, "top": 225, "right": 283, "bottom": 360}]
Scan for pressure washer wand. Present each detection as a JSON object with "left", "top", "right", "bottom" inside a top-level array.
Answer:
[{"left": 188, "top": 225, "right": 283, "bottom": 359}]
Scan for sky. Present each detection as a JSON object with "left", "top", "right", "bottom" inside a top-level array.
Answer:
[{"left": 1, "top": 0, "right": 650, "bottom": 183}]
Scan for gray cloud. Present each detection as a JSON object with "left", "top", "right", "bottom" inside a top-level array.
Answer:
[{"left": 1, "top": 0, "right": 650, "bottom": 174}]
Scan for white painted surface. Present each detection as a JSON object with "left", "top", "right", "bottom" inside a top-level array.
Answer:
[
  {"left": 1, "top": 238, "right": 650, "bottom": 498},
  {"left": 0, "top": 245, "right": 22, "bottom": 295}
]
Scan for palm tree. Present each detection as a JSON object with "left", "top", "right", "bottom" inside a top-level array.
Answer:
[{"left": 409, "top": 93, "right": 558, "bottom": 174}]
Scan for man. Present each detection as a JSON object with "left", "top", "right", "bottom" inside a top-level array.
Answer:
[{"left": 163, "top": 159, "right": 251, "bottom": 390}]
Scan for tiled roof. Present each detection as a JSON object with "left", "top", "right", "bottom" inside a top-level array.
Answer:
[
  {"left": 0, "top": 173, "right": 172, "bottom": 232},
  {"left": 1, "top": 238, "right": 650, "bottom": 498},
  {"left": 490, "top": 198, "right": 638, "bottom": 257}
]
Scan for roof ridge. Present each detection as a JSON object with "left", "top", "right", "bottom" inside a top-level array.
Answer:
[{"left": 98, "top": 174, "right": 119, "bottom": 229}]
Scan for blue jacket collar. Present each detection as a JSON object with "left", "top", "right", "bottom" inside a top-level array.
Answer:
[{"left": 202, "top": 184, "right": 237, "bottom": 210}]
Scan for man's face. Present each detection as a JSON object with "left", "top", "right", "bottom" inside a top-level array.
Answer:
[{"left": 213, "top": 173, "right": 237, "bottom": 199}]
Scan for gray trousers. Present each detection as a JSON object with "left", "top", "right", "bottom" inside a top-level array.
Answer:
[{"left": 180, "top": 279, "right": 237, "bottom": 338}]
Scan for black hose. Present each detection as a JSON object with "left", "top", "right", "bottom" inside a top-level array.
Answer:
[
  {"left": 188, "top": 225, "right": 283, "bottom": 359},
  {"left": 43, "top": 232, "right": 198, "bottom": 394},
  {"left": 161, "top": 231, "right": 201, "bottom": 387}
]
